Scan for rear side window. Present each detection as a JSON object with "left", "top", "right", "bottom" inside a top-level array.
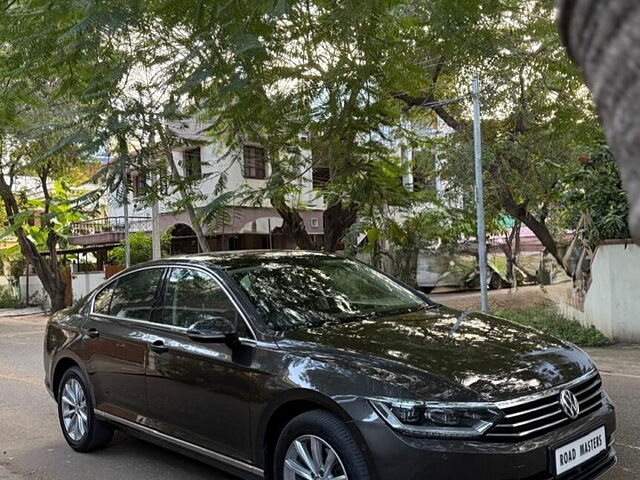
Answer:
[
  {"left": 161, "top": 268, "right": 243, "bottom": 331},
  {"left": 107, "top": 268, "right": 165, "bottom": 321}
]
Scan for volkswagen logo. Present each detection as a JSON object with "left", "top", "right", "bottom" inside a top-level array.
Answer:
[{"left": 559, "top": 389, "right": 580, "bottom": 420}]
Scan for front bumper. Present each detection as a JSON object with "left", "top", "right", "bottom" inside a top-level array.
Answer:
[{"left": 350, "top": 399, "right": 616, "bottom": 480}]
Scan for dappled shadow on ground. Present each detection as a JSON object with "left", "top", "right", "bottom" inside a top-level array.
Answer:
[
  {"left": 15, "top": 432, "right": 237, "bottom": 480},
  {"left": 430, "top": 283, "right": 571, "bottom": 312}
]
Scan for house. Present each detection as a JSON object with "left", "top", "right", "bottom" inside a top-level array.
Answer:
[{"left": 69, "top": 120, "right": 326, "bottom": 257}]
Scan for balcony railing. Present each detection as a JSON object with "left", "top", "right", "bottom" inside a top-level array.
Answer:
[{"left": 70, "top": 217, "right": 152, "bottom": 237}]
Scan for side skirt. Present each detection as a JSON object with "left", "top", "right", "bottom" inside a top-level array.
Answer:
[{"left": 95, "top": 409, "right": 263, "bottom": 479}]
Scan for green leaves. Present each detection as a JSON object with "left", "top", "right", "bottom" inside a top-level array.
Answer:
[
  {"left": 560, "top": 146, "right": 630, "bottom": 245},
  {"left": 0, "top": 212, "right": 31, "bottom": 242},
  {"left": 108, "top": 230, "right": 171, "bottom": 266},
  {"left": 197, "top": 190, "right": 236, "bottom": 230}
]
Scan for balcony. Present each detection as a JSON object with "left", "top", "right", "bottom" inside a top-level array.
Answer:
[{"left": 69, "top": 217, "right": 151, "bottom": 247}]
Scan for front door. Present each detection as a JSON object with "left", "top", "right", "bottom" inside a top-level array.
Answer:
[
  {"left": 145, "top": 267, "right": 257, "bottom": 462},
  {"left": 83, "top": 267, "right": 165, "bottom": 425}
]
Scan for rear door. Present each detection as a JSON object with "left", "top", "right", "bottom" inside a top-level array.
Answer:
[
  {"left": 145, "top": 266, "right": 256, "bottom": 461},
  {"left": 83, "top": 267, "right": 166, "bottom": 425}
]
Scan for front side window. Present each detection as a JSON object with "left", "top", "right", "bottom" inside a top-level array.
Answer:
[
  {"left": 108, "top": 268, "right": 165, "bottom": 321},
  {"left": 161, "top": 268, "right": 242, "bottom": 330},
  {"left": 229, "top": 257, "right": 426, "bottom": 332}
]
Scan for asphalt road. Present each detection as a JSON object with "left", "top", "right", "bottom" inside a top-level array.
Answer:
[{"left": 0, "top": 314, "right": 638, "bottom": 480}]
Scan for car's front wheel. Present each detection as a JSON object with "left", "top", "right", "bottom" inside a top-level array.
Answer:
[
  {"left": 274, "top": 410, "right": 371, "bottom": 480},
  {"left": 57, "top": 366, "right": 113, "bottom": 452}
]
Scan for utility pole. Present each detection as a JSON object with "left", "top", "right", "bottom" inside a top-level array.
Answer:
[
  {"left": 122, "top": 167, "right": 131, "bottom": 268},
  {"left": 472, "top": 72, "right": 489, "bottom": 313},
  {"left": 118, "top": 133, "right": 131, "bottom": 269},
  {"left": 151, "top": 168, "right": 161, "bottom": 260}
]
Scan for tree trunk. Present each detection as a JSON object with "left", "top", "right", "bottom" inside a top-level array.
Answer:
[
  {"left": 322, "top": 202, "right": 358, "bottom": 252},
  {"left": 489, "top": 164, "right": 571, "bottom": 276},
  {"left": 502, "top": 219, "right": 521, "bottom": 288},
  {"left": 0, "top": 174, "right": 67, "bottom": 311},
  {"left": 557, "top": 0, "right": 640, "bottom": 241},
  {"left": 270, "top": 199, "right": 318, "bottom": 250},
  {"left": 269, "top": 199, "right": 358, "bottom": 253}
]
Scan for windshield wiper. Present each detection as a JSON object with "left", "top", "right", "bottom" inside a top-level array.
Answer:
[{"left": 371, "top": 303, "right": 433, "bottom": 318}]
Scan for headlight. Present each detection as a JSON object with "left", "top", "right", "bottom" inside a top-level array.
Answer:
[{"left": 369, "top": 399, "right": 503, "bottom": 439}]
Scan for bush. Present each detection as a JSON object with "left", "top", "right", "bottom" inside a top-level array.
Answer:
[
  {"left": 0, "top": 285, "right": 23, "bottom": 308},
  {"left": 494, "top": 306, "right": 611, "bottom": 347},
  {"left": 108, "top": 231, "right": 171, "bottom": 266},
  {"left": 561, "top": 146, "right": 630, "bottom": 244},
  {"left": 9, "top": 258, "right": 25, "bottom": 287}
]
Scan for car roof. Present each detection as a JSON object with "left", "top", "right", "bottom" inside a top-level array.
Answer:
[{"left": 138, "top": 249, "right": 340, "bottom": 271}]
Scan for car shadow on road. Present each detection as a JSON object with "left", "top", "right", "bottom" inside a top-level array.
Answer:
[
  {"left": 20, "top": 431, "right": 238, "bottom": 480},
  {"left": 101, "top": 432, "right": 237, "bottom": 479}
]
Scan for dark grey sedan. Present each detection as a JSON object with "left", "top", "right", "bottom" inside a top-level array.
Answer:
[{"left": 44, "top": 251, "right": 616, "bottom": 480}]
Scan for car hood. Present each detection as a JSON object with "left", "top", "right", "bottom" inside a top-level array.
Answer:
[{"left": 277, "top": 306, "right": 595, "bottom": 401}]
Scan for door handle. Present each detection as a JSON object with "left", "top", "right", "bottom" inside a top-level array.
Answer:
[
  {"left": 86, "top": 328, "right": 100, "bottom": 339},
  {"left": 150, "top": 340, "right": 169, "bottom": 354}
]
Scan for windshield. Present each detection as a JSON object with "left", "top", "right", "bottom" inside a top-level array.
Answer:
[{"left": 229, "top": 256, "right": 427, "bottom": 332}]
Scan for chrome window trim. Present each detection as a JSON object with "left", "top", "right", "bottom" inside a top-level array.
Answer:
[
  {"left": 94, "top": 409, "right": 263, "bottom": 477},
  {"left": 88, "top": 263, "right": 258, "bottom": 342},
  {"left": 494, "top": 369, "right": 598, "bottom": 409},
  {"left": 89, "top": 265, "right": 166, "bottom": 316}
]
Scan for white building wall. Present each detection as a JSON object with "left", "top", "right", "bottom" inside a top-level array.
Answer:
[
  {"left": 109, "top": 141, "right": 320, "bottom": 222},
  {"left": 18, "top": 275, "right": 48, "bottom": 307},
  {"left": 582, "top": 243, "right": 640, "bottom": 342},
  {"left": 71, "top": 271, "right": 105, "bottom": 301}
]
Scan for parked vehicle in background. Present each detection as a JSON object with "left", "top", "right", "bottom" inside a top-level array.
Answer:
[{"left": 44, "top": 251, "right": 616, "bottom": 480}]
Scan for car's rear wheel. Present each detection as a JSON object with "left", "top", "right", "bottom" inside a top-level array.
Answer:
[
  {"left": 274, "top": 410, "right": 370, "bottom": 480},
  {"left": 57, "top": 366, "right": 113, "bottom": 452}
]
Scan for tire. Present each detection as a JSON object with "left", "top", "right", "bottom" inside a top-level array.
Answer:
[
  {"left": 489, "top": 272, "right": 503, "bottom": 290},
  {"left": 57, "top": 366, "right": 114, "bottom": 452},
  {"left": 274, "top": 409, "right": 371, "bottom": 480}
]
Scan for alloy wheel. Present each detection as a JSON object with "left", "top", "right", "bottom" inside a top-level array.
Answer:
[
  {"left": 61, "top": 378, "right": 88, "bottom": 442},
  {"left": 283, "top": 434, "right": 348, "bottom": 480}
]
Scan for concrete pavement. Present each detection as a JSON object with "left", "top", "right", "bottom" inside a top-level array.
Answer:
[{"left": 0, "top": 313, "right": 637, "bottom": 479}]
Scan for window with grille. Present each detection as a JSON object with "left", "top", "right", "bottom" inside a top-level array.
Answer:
[
  {"left": 312, "top": 167, "right": 330, "bottom": 188},
  {"left": 184, "top": 147, "right": 202, "bottom": 178},
  {"left": 133, "top": 172, "right": 147, "bottom": 198},
  {"left": 243, "top": 145, "right": 267, "bottom": 179}
]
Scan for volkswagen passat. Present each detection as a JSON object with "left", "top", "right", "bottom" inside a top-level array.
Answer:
[{"left": 44, "top": 251, "right": 616, "bottom": 480}]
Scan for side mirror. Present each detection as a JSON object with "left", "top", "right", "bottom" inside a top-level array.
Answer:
[{"left": 187, "top": 316, "right": 238, "bottom": 344}]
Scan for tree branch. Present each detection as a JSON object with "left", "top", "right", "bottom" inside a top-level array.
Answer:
[{"left": 392, "top": 92, "right": 467, "bottom": 131}]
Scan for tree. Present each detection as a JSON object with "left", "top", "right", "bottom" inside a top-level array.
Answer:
[
  {"left": 0, "top": 0, "right": 609, "bottom": 272},
  {"left": 393, "top": 0, "right": 604, "bottom": 276},
  {"left": 560, "top": 147, "right": 630, "bottom": 246},
  {"left": 556, "top": 0, "right": 640, "bottom": 243},
  {"left": 553, "top": 146, "right": 630, "bottom": 293},
  {"left": 0, "top": 159, "right": 89, "bottom": 311},
  {"left": 145, "top": 0, "right": 431, "bottom": 251}
]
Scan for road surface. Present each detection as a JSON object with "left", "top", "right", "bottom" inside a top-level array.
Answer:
[{"left": 0, "top": 314, "right": 637, "bottom": 479}]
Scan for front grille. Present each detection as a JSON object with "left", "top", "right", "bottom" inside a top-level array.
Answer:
[{"left": 486, "top": 371, "right": 604, "bottom": 441}]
